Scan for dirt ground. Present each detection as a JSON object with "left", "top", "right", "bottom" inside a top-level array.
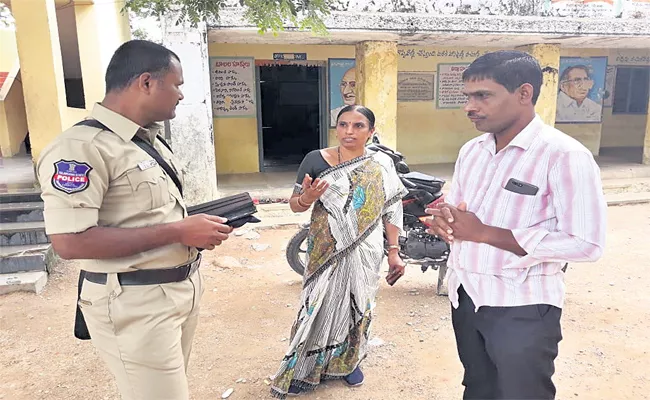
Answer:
[{"left": 1, "top": 204, "right": 649, "bottom": 400}]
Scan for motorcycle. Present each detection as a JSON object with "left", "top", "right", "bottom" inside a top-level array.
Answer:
[{"left": 285, "top": 136, "right": 451, "bottom": 295}]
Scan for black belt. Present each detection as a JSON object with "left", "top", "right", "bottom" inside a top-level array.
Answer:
[{"left": 84, "top": 254, "right": 202, "bottom": 286}]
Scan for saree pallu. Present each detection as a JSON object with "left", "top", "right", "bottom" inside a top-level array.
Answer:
[{"left": 271, "top": 151, "right": 407, "bottom": 398}]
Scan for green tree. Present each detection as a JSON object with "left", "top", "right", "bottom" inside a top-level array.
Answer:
[
  {"left": 0, "top": 4, "right": 15, "bottom": 29},
  {"left": 124, "top": 0, "right": 330, "bottom": 35}
]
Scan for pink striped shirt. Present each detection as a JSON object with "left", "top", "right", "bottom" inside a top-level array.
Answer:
[{"left": 445, "top": 115, "right": 607, "bottom": 310}]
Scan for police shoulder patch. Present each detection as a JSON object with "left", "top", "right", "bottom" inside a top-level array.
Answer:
[{"left": 52, "top": 159, "right": 93, "bottom": 194}]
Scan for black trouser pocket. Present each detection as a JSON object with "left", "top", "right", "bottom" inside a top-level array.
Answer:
[{"left": 536, "top": 304, "right": 552, "bottom": 319}]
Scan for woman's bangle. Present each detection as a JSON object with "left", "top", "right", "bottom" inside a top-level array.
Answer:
[
  {"left": 297, "top": 195, "right": 312, "bottom": 208},
  {"left": 387, "top": 245, "right": 400, "bottom": 252}
]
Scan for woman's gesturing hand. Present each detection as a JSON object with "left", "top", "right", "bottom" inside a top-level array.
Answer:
[{"left": 300, "top": 174, "right": 330, "bottom": 203}]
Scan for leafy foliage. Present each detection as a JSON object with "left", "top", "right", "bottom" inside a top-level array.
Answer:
[
  {"left": 0, "top": 4, "right": 15, "bottom": 29},
  {"left": 242, "top": 0, "right": 330, "bottom": 35},
  {"left": 124, "top": 0, "right": 331, "bottom": 35}
]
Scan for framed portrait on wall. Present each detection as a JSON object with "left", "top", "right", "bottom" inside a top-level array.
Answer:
[
  {"left": 556, "top": 56, "right": 608, "bottom": 124},
  {"left": 328, "top": 58, "right": 356, "bottom": 128}
]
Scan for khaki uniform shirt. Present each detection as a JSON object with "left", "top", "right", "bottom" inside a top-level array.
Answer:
[{"left": 37, "top": 103, "right": 198, "bottom": 276}]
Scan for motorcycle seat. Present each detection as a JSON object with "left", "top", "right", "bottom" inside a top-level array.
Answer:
[
  {"left": 401, "top": 172, "right": 444, "bottom": 193},
  {"left": 400, "top": 177, "right": 418, "bottom": 189},
  {"left": 367, "top": 145, "right": 403, "bottom": 165},
  {"left": 418, "top": 184, "right": 443, "bottom": 194}
]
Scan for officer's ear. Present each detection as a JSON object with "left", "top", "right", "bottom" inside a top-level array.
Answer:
[{"left": 136, "top": 72, "right": 154, "bottom": 94}]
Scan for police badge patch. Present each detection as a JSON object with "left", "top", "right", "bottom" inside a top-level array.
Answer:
[{"left": 52, "top": 160, "right": 93, "bottom": 194}]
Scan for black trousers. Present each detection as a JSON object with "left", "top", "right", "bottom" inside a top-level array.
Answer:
[{"left": 451, "top": 286, "right": 563, "bottom": 400}]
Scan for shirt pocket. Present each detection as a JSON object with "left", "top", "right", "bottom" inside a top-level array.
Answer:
[
  {"left": 497, "top": 177, "right": 548, "bottom": 225},
  {"left": 126, "top": 167, "right": 172, "bottom": 210}
]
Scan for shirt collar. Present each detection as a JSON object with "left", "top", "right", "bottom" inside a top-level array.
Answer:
[
  {"left": 90, "top": 103, "right": 162, "bottom": 143},
  {"left": 477, "top": 114, "right": 542, "bottom": 152},
  {"left": 557, "top": 91, "right": 579, "bottom": 108}
]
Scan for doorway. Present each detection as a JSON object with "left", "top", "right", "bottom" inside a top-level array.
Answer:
[{"left": 258, "top": 63, "right": 325, "bottom": 171}]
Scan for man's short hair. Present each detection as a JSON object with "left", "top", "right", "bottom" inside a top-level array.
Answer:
[
  {"left": 105, "top": 40, "right": 180, "bottom": 93},
  {"left": 560, "top": 65, "right": 592, "bottom": 83},
  {"left": 462, "top": 50, "right": 543, "bottom": 105}
]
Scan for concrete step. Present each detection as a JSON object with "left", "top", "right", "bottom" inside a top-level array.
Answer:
[
  {"left": 0, "top": 221, "right": 49, "bottom": 246},
  {"left": 0, "top": 243, "right": 50, "bottom": 257},
  {"left": 602, "top": 177, "right": 650, "bottom": 195},
  {"left": 0, "top": 244, "right": 49, "bottom": 274},
  {"left": 605, "top": 191, "right": 650, "bottom": 207},
  {"left": 0, "top": 201, "right": 44, "bottom": 223},
  {"left": 0, "top": 271, "right": 48, "bottom": 295},
  {"left": 0, "top": 190, "right": 42, "bottom": 204}
]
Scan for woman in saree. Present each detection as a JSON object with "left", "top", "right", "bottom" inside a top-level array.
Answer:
[{"left": 271, "top": 105, "right": 408, "bottom": 398}]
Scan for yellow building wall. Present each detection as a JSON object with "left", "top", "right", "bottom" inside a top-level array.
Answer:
[
  {"left": 208, "top": 43, "right": 649, "bottom": 173},
  {"left": 394, "top": 47, "right": 647, "bottom": 162},
  {"left": 208, "top": 43, "right": 355, "bottom": 174},
  {"left": 0, "top": 28, "right": 27, "bottom": 157},
  {"left": 0, "top": 73, "right": 29, "bottom": 157},
  {"left": 8, "top": 0, "right": 131, "bottom": 161},
  {"left": 74, "top": 1, "right": 133, "bottom": 105},
  {"left": 0, "top": 28, "right": 18, "bottom": 72},
  {"left": 600, "top": 49, "right": 650, "bottom": 149},
  {"left": 396, "top": 46, "right": 503, "bottom": 164},
  {"left": 397, "top": 46, "right": 612, "bottom": 162},
  {"left": 12, "top": 0, "right": 68, "bottom": 161},
  {"left": 600, "top": 110, "right": 646, "bottom": 148}
]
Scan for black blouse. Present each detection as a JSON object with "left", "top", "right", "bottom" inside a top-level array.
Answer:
[{"left": 294, "top": 150, "right": 332, "bottom": 193}]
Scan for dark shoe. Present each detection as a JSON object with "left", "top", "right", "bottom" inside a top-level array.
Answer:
[
  {"left": 344, "top": 367, "right": 364, "bottom": 387},
  {"left": 286, "top": 384, "right": 303, "bottom": 397}
]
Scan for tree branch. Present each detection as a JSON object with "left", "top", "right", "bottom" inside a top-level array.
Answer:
[{"left": 124, "top": 0, "right": 330, "bottom": 35}]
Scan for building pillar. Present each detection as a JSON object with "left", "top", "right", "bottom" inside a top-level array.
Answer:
[
  {"left": 11, "top": 0, "right": 66, "bottom": 162},
  {"left": 355, "top": 41, "right": 398, "bottom": 149},
  {"left": 74, "top": 0, "right": 131, "bottom": 104},
  {"left": 516, "top": 43, "right": 561, "bottom": 126},
  {"left": 161, "top": 16, "right": 218, "bottom": 206},
  {"left": 0, "top": 63, "right": 29, "bottom": 158}
]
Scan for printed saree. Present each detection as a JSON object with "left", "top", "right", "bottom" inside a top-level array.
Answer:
[{"left": 271, "top": 150, "right": 407, "bottom": 398}]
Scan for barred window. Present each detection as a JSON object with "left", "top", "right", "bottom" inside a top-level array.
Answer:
[{"left": 613, "top": 67, "right": 650, "bottom": 114}]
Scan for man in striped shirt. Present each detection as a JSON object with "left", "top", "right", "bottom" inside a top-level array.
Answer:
[{"left": 425, "top": 50, "right": 607, "bottom": 399}]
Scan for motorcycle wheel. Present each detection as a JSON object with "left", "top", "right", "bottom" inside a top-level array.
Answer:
[{"left": 286, "top": 228, "right": 309, "bottom": 275}]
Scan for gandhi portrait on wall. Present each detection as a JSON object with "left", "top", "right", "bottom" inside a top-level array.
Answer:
[{"left": 329, "top": 59, "right": 357, "bottom": 127}]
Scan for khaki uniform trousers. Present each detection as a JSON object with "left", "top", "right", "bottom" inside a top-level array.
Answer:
[{"left": 79, "top": 270, "right": 204, "bottom": 400}]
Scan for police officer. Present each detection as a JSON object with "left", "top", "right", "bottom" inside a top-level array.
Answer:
[{"left": 36, "top": 40, "right": 232, "bottom": 399}]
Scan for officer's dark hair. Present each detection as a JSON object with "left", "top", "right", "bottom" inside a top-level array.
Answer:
[
  {"left": 105, "top": 40, "right": 180, "bottom": 93},
  {"left": 560, "top": 65, "right": 592, "bottom": 83},
  {"left": 336, "top": 105, "right": 376, "bottom": 129},
  {"left": 462, "top": 50, "right": 543, "bottom": 105}
]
